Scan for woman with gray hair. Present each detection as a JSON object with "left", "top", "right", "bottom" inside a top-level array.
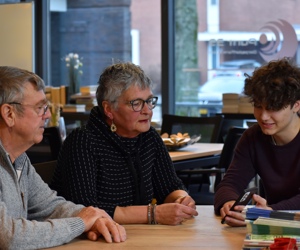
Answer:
[{"left": 51, "top": 62, "right": 198, "bottom": 225}]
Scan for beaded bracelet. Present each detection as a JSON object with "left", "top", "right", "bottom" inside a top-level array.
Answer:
[
  {"left": 151, "top": 204, "right": 157, "bottom": 224},
  {"left": 147, "top": 203, "right": 152, "bottom": 224}
]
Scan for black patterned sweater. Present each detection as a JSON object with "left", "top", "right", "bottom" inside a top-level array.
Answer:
[{"left": 50, "top": 106, "right": 186, "bottom": 217}]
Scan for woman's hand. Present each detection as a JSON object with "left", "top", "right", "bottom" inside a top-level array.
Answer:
[
  {"left": 155, "top": 203, "right": 198, "bottom": 225},
  {"left": 174, "top": 195, "right": 196, "bottom": 210}
]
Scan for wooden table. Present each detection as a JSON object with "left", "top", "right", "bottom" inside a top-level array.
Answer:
[
  {"left": 169, "top": 143, "right": 223, "bottom": 161},
  {"left": 49, "top": 206, "right": 247, "bottom": 250},
  {"left": 169, "top": 143, "right": 224, "bottom": 171}
]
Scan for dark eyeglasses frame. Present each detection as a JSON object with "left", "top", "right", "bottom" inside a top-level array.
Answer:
[
  {"left": 8, "top": 102, "right": 49, "bottom": 116},
  {"left": 128, "top": 96, "right": 158, "bottom": 112}
]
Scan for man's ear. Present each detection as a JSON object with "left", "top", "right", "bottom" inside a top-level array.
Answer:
[
  {"left": 293, "top": 100, "right": 300, "bottom": 112},
  {"left": 0, "top": 104, "right": 16, "bottom": 127}
]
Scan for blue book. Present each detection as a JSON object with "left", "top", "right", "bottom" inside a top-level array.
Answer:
[{"left": 245, "top": 207, "right": 300, "bottom": 221}]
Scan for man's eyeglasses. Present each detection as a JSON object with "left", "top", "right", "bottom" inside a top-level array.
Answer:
[
  {"left": 128, "top": 96, "right": 158, "bottom": 112},
  {"left": 8, "top": 102, "right": 49, "bottom": 116}
]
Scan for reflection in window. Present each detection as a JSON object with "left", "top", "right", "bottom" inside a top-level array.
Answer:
[{"left": 173, "top": 0, "right": 299, "bottom": 117}]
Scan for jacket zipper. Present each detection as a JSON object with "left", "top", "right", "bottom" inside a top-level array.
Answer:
[{"left": 21, "top": 192, "right": 25, "bottom": 210}]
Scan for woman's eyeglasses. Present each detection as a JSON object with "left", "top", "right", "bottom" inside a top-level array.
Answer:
[{"left": 128, "top": 96, "right": 158, "bottom": 112}]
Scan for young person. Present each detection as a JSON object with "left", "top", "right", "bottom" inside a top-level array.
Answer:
[{"left": 214, "top": 58, "right": 300, "bottom": 227}]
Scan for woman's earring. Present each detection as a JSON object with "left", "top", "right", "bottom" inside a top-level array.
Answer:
[{"left": 111, "top": 120, "right": 117, "bottom": 132}]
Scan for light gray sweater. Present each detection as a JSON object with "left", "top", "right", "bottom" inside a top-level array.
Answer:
[{"left": 0, "top": 141, "right": 86, "bottom": 250}]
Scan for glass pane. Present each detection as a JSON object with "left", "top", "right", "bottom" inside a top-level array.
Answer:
[
  {"left": 131, "top": 0, "right": 162, "bottom": 124},
  {"left": 50, "top": 0, "right": 162, "bottom": 124},
  {"left": 175, "top": 0, "right": 300, "bottom": 117}
]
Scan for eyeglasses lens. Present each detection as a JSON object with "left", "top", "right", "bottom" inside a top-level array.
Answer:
[{"left": 131, "top": 97, "right": 158, "bottom": 111}]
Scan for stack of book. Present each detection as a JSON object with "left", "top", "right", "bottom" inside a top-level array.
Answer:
[
  {"left": 70, "top": 85, "right": 97, "bottom": 111},
  {"left": 62, "top": 104, "right": 86, "bottom": 113},
  {"left": 45, "top": 86, "right": 68, "bottom": 105},
  {"left": 222, "top": 93, "right": 253, "bottom": 114},
  {"left": 75, "top": 96, "right": 97, "bottom": 111},
  {"left": 222, "top": 93, "right": 240, "bottom": 113},
  {"left": 242, "top": 207, "right": 300, "bottom": 249},
  {"left": 238, "top": 95, "right": 252, "bottom": 114},
  {"left": 80, "top": 85, "right": 97, "bottom": 95}
]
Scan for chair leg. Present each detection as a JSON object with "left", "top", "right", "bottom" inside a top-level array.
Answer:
[
  {"left": 209, "top": 174, "right": 216, "bottom": 193},
  {"left": 197, "top": 182, "right": 203, "bottom": 192}
]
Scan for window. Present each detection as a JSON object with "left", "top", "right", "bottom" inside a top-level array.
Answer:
[
  {"left": 50, "top": 0, "right": 162, "bottom": 122},
  {"left": 165, "top": 0, "right": 300, "bottom": 117}
]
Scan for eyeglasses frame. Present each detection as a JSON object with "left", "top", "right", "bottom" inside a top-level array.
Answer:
[
  {"left": 7, "top": 101, "right": 50, "bottom": 116},
  {"left": 128, "top": 96, "right": 158, "bottom": 112}
]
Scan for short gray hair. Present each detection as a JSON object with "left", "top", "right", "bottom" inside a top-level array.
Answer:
[
  {"left": 96, "top": 62, "right": 153, "bottom": 114},
  {"left": 0, "top": 66, "right": 45, "bottom": 117}
]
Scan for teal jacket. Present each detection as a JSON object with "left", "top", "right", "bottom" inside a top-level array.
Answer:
[{"left": 0, "top": 140, "right": 85, "bottom": 250}]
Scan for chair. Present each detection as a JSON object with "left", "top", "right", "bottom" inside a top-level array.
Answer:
[
  {"left": 161, "top": 114, "right": 224, "bottom": 191},
  {"left": 191, "top": 126, "right": 247, "bottom": 204},
  {"left": 26, "top": 127, "right": 63, "bottom": 164},
  {"left": 216, "top": 113, "right": 256, "bottom": 142},
  {"left": 213, "top": 126, "right": 247, "bottom": 188},
  {"left": 32, "top": 160, "right": 57, "bottom": 185}
]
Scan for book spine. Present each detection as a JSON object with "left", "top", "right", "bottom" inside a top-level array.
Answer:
[
  {"left": 246, "top": 208, "right": 300, "bottom": 221},
  {"left": 247, "top": 223, "right": 300, "bottom": 236},
  {"left": 270, "top": 211, "right": 300, "bottom": 221},
  {"left": 50, "top": 87, "right": 61, "bottom": 104},
  {"left": 60, "top": 86, "right": 66, "bottom": 105}
]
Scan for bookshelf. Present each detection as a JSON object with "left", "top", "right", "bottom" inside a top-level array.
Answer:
[{"left": 60, "top": 111, "right": 90, "bottom": 125}]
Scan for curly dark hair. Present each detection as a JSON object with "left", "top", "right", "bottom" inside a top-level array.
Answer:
[{"left": 244, "top": 58, "right": 300, "bottom": 111}]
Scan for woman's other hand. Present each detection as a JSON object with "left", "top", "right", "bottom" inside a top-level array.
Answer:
[
  {"left": 155, "top": 203, "right": 198, "bottom": 225},
  {"left": 174, "top": 195, "right": 196, "bottom": 210}
]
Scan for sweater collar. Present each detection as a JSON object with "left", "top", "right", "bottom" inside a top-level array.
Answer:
[{"left": 87, "top": 106, "right": 142, "bottom": 154}]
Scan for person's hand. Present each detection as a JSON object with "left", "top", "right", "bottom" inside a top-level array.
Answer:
[
  {"left": 174, "top": 195, "right": 196, "bottom": 210},
  {"left": 252, "top": 194, "right": 272, "bottom": 210},
  {"left": 77, "top": 206, "right": 126, "bottom": 243},
  {"left": 220, "top": 201, "right": 246, "bottom": 227},
  {"left": 77, "top": 206, "right": 112, "bottom": 231},
  {"left": 155, "top": 203, "right": 198, "bottom": 225},
  {"left": 86, "top": 217, "right": 127, "bottom": 243}
]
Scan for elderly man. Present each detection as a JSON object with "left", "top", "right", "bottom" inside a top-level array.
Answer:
[{"left": 0, "top": 66, "right": 126, "bottom": 249}]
